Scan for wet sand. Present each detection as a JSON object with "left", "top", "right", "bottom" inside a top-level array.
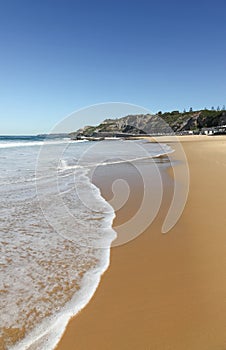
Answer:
[{"left": 56, "top": 136, "right": 226, "bottom": 350}]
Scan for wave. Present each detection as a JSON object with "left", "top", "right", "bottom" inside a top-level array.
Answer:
[
  {"left": 0, "top": 139, "right": 87, "bottom": 149},
  {"left": 2, "top": 139, "right": 173, "bottom": 350},
  {"left": 5, "top": 165, "right": 116, "bottom": 350},
  {"left": 58, "top": 149, "right": 174, "bottom": 172}
]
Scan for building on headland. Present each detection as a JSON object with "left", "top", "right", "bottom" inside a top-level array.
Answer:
[{"left": 201, "top": 126, "right": 226, "bottom": 135}]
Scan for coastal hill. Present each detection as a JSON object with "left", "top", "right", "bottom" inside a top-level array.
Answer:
[{"left": 70, "top": 108, "right": 226, "bottom": 138}]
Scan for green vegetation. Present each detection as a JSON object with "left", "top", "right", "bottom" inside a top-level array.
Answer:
[
  {"left": 69, "top": 107, "right": 226, "bottom": 138},
  {"left": 159, "top": 108, "right": 226, "bottom": 131}
]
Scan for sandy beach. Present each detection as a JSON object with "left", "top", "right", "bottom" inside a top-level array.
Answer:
[{"left": 56, "top": 136, "right": 226, "bottom": 350}]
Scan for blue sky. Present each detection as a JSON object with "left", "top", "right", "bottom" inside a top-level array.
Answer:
[{"left": 0, "top": 0, "right": 226, "bottom": 134}]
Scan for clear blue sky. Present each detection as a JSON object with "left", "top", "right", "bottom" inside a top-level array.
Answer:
[{"left": 0, "top": 0, "right": 226, "bottom": 134}]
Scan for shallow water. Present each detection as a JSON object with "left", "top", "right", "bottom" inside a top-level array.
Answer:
[{"left": 0, "top": 137, "right": 172, "bottom": 349}]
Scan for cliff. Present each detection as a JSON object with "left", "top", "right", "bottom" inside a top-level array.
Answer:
[{"left": 69, "top": 109, "right": 226, "bottom": 138}]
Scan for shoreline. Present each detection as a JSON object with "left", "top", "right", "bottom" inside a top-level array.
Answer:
[
  {"left": 2, "top": 138, "right": 172, "bottom": 350},
  {"left": 55, "top": 139, "right": 175, "bottom": 349},
  {"left": 56, "top": 135, "right": 226, "bottom": 349}
]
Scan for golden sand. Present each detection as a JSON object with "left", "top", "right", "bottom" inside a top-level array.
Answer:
[{"left": 56, "top": 136, "right": 226, "bottom": 350}]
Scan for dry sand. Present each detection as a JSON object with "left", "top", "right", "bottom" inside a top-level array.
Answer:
[{"left": 56, "top": 136, "right": 226, "bottom": 350}]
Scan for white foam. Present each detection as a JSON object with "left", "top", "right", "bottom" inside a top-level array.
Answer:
[
  {"left": 3, "top": 139, "right": 173, "bottom": 350},
  {"left": 0, "top": 139, "right": 86, "bottom": 149},
  {"left": 8, "top": 170, "right": 116, "bottom": 350},
  {"left": 11, "top": 246, "right": 113, "bottom": 350}
]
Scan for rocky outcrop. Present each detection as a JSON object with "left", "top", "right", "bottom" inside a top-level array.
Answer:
[{"left": 69, "top": 109, "right": 226, "bottom": 138}]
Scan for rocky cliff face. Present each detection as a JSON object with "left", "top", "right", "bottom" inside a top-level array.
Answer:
[{"left": 69, "top": 110, "right": 226, "bottom": 138}]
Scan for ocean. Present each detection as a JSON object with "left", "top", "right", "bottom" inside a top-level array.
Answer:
[{"left": 0, "top": 136, "right": 173, "bottom": 350}]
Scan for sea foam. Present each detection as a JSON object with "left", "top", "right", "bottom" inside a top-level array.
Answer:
[{"left": 0, "top": 137, "right": 171, "bottom": 350}]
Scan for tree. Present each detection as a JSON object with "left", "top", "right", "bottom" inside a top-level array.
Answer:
[
  {"left": 222, "top": 105, "right": 225, "bottom": 111},
  {"left": 183, "top": 109, "right": 186, "bottom": 113},
  {"left": 211, "top": 106, "right": 215, "bottom": 111},
  {"left": 189, "top": 107, "right": 193, "bottom": 112},
  {"left": 217, "top": 106, "right": 220, "bottom": 111}
]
